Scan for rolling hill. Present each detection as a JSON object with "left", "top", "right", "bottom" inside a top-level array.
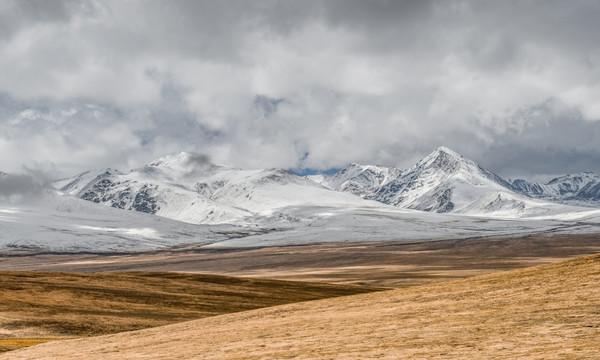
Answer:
[{"left": 5, "top": 253, "right": 599, "bottom": 359}]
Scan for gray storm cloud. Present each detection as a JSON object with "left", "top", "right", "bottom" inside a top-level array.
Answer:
[
  {"left": 0, "top": 167, "right": 55, "bottom": 204},
  {"left": 0, "top": 0, "right": 600, "bottom": 179},
  {"left": 0, "top": 173, "right": 41, "bottom": 196}
]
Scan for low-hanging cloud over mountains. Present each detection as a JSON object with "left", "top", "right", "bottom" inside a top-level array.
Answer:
[{"left": 1, "top": 0, "right": 600, "bottom": 179}]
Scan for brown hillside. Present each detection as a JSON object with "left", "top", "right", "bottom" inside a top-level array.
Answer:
[
  {"left": 5, "top": 254, "right": 599, "bottom": 359},
  {"left": 0, "top": 272, "right": 378, "bottom": 354}
]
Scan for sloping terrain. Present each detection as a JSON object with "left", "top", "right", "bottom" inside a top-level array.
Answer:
[
  {"left": 4, "top": 189, "right": 600, "bottom": 253},
  {"left": 0, "top": 271, "right": 378, "bottom": 354},
  {"left": 511, "top": 172, "right": 600, "bottom": 206},
  {"left": 370, "top": 147, "right": 513, "bottom": 210},
  {"left": 57, "top": 148, "right": 596, "bottom": 225},
  {"left": 3, "top": 148, "right": 600, "bottom": 254},
  {"left": 56, "top": 152, "right": 370, "bottom": 225},
  {"left": 307, "top": 163, "right": 402, "bottom": 198},
  {"left": 316, "top": 147, "right": 588, "bottom": 217},
  {"left": 367, "top": 147, "right": 583, "bottom": 217},
  {"left": 0, "top": 190, "right": 259, "bottom": 253},
  {"left": 6, "top": 253, "right": 599, "bottom": 359}
]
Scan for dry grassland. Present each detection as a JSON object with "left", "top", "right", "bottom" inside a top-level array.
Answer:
[
  {"left": 0, "top": 271, "right": 379, "bottom": 353},
  {"left": 4, "top": 253, "right": 600, "bottom": 359},
  {"left": 0, "top": 338, "right": 63, "bottom": 355},
  {"left": 2, "top": 234, "right": 599, "bottom": 287}
]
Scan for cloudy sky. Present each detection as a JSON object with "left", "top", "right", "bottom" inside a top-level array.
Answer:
[{"left": 1, "top": 0, "right": 600, "bottom": 180}]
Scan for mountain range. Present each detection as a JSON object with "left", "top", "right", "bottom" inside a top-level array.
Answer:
[
  {"left": 510, "top": 172, "right": 600, "bottom": 205},
  {"left": 54, "top": 152, "right": 369, "bottom": 225},
  {"left": 311, "top": 146, "right": 600, "bottom": 216},
  {"left": 3, "top": 147, "right": 600, "bottom": 253},
  {"left": 51, "top": 146, "right": 600, "bottom": 225}
]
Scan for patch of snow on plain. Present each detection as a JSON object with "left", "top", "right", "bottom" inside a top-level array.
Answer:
[{"left": 75, "top": 225, "right": 159, "bottom": 238}]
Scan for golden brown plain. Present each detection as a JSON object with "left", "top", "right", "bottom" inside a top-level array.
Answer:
[
  {"left": 0, "top": 271, "right": 379, "bottom": 353},
  {"left": 4, "top": 253, "right": 599, "bottom": 359}
]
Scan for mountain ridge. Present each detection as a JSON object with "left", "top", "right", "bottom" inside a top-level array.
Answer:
[
  {"left": 54, "top": 152, "right": 372, "bottom": 225},
  {"left": 313, "top": 147, "right": 594, "bottom": 217},
  {"left": 53, "top": 148, "right": 600, "bottom": 224},
  {"left": 510, "top": 172, "right": 600, "bottom": 205},
  {"left": 307, "top": 162, "right": 403, "bottom": 198},
  {"left": 3, "top": 149, "right": 600, "bottom": 252}
]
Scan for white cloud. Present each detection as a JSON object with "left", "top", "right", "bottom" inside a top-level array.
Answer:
[{"left": 1, "top": 0, "right": 600, "bottom": 177}]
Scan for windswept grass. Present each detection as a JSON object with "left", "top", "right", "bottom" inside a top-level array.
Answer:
[
  {"left": 5, "top": 254, "right": 598, "bottom": 359},
  {"left": 0, "top": 271, "right": 381, "bottom": 352},
  {"left": 0, "top": 339, "right": 65, "bottom": 354}
]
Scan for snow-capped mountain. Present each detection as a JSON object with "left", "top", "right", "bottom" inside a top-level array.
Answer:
[
  {"left": 54, "top": 168, "right": 123, "bottom": 196},
  {"left": 4, "top": 150, "right": 600, "bottom": 253},
  {"left": 0, "top": 187, "right": 256, "bottom": 253},
  {"left": 319, "top": 147, "right": 581, "bottom": 217},
  {"left": 55, "top": 152, "right": 372, "bottom": 225},
  {"left": 7, "top": 183, "right": 600, "bottom": 253},
  {"left": 369, "top": 147, "right": 532, "bottom": 215},
  {"left": 54, "top": 148, "right": 599, "bottom": 227},
  {"left": 307, "top": 163, "right": 402, "bottom": 198},
  {"left": 511, "top": 172, "right": 600, "bottom": 206}
]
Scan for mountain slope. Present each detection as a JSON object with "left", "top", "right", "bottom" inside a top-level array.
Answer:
[
  {"left": 4, "top": 166, "right": 600, "bottom": 253},
  {"left": 364, "top": 146, "right": 573, "bottom": 217},
  {"left": 511, "top": 172, "right": 600, "bottom": 205},
  {"left": 56, "top": 152, "right": 372, "bottom": 225},
  {"left": 53, "top": 149, "right": 600, "bottom": 225},
  {"left": 54, "top": 168, "right": 123, "bottom": 196},
  {"left": 7, "top": 183, "right": 600, "bottom": 253},
  {"left": 0, "top": 189, "right": 252, "bottom": 253},
  {"left": 313, "top": 147, "right": 589, "bottom": 217},
  {"left": 308, "top": 163, "right": 402, "bottom": 198}
]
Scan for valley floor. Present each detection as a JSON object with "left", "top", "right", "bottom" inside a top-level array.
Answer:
[{"left": 1, "top": 233, "right": 599, "bottom": 287}]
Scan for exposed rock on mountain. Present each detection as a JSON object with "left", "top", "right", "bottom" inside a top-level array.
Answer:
[{"left": 511, "top": 172, "right": 600, "bottom": 206}]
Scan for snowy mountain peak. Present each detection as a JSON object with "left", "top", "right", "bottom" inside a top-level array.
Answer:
[
  {"left": 54, "top": 152, "right": 373, "bottom": 225},
  {"left": 369, "top": 147, "right": 529, "bottom": 214},
  {"left": 417, "top": 146, "right": 473, "bottom": 174},
  {"left": 50, "top": 147, "right": 600, "bottom": 229},
  {"left": 435, "top": 146, "right": 461, "bottom": 157},
  {"left": 141, "top": 152, "right": 229, "bottom": 183}
]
